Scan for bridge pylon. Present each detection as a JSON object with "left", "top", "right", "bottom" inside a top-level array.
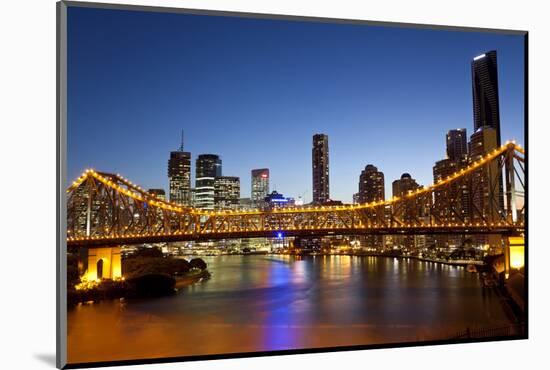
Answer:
[{"left": 79, "top": 246, "right": 122, "bottom": 281}]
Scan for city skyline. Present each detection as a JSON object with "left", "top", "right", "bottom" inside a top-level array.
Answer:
[{"left": 67, "top": 7, "right": 525, "bottom": 203}]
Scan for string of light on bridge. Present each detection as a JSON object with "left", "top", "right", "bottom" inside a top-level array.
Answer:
[
  {"left": 66, "top": 221, "right": 524, "bottom": 243},
  {"left": 67, "top": 141, "right": 524, "bottom": 218}
]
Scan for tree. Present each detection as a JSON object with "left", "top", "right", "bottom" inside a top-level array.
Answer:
[{"left": 189, "top": 258, "right": 207, "bottom": 270}]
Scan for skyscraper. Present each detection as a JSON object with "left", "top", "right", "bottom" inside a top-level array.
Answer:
[
  {"left": 434, "top": 129, "right": 470, "bottom": 223},
  {"left": 392, "top": 173, "right": 420, "bottom": 198},
  {"left": 195, "top": 154, "right": 222, "bottom": 210},
  {"left": 214, "top": 176, "right": 240, "bottom": 210},
  {"left": 358, "top": 164, "right": 385, "bottom": 204},
  {"left": 432, "top": 129, "right": 471, "bottom": 250},
  {"left": 392, "top": 173, "right": 422, "bottom": 251},
  {"left": 168, "top": 132, "right": 191, "bottom": 205},
  {"left": 469, "top": 126, "right": 501, "bottom": 222},
  {"left": 472, "top": 50, "right": 501, "bottom": 146},
  {"left": 446, "top": 129, "right": 468, "bottom": 161},
  {"left": 312, "top": 134, "right": 329, "bottom": 204},
  {"left": 251, "top": 168, "right": 269, "bottom": 207},
  {"left": 469, "top": 126, "right": 502, "bottom": 250},
  {"left": 357, "top": 164, "right": 385, "bottom": 250}
]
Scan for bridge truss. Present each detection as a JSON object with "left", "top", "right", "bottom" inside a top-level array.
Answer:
[{"left": 67, "top": 142, "right": 525, "bottom": 247}]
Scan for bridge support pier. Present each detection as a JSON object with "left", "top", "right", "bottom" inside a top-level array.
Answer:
[
  {"left": 80, "top": 246, "right": 122, "bottom": 281},
  {"left": 504, "top": 236, "right": 525, "bottom": 279}
]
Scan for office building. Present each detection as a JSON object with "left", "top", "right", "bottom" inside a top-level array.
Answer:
[
  {"left": 472, "top": 50, "right": 501, "bottom": 146},
  {"left": 312, "top": 133, "right": 330, "bottom": 203},
  {"left": 469, "top": 126, "right": 501, "bottom": 222},
  {"left": 392, "top": 173, "right": 422, "bottom": 251},
  {"left": 251, "top": 168, "right": 269, "bottom": 207},
  {"left": 358, "top": 164, "right": 385, "bottom": 204},
  {"left": 195, "top": 154, "right": 222, "bottom": 210},
  {"left": 469, "top": 126, "right": 502, "bottom": 250},
  {"left": 214, "top": 176, "right": 240, "bottom": 210},
  {"left": 357, "top": 164, "right": 385, "bottom": 250},
  {"left": 446, "top": 129, "right": 468, "bottom": 161},
  {"left": 168, "top": 134, "right": 191, "bottom": 205},
  {"left": 392, "top": 173, "right": 420, "bottom": 198}
]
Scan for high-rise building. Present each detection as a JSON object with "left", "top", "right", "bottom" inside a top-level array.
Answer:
[
  {"left": 357, "top": 164, "right": 385, "bottom": 250},
  {"left": 432, "top": 130, "right": 470, "bottom": 250},
  {"left": 214, "top": 176, "right": 240, "bottom": 210},
  {"left": 195, "top": 154, "right": 222, "bottom": 210},
  {"left": 251, "top": 169, "right": 269, "bottom": 207},
  {"left": 472, "top": 50, "right": 501, "bottom": 146},
  {"left": 358, "top": 164, "right": 385, "bottom": 204},
  {"left": 148, "top": 188, "right": 166, "bottom": 201},
  {"left": 392, "top": 173, "right": 422, "bottom": 251},
  {"left": 469, "top": 126, "right": 501, "bottom": 222},
  {"left": 469, "top": 126, "right": 503, "bottom": 250},
  {"left": 168, "top": 133, "right": 191, "bottom": 205},
  {"left": 446, "top": 129, "right": 468, "bottom": 161},
  {"left": 312, "top": 134, "right": 329, "bottom": 204},
  {"left": 432, "top": 158, "right": 466, "bottom": 250},
  {"left": 392, "top": 173, "right": 420, "bottom": 198}
]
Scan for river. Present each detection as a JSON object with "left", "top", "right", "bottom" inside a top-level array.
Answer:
[{"left": 67, "top": 255, "right": 513, "bottom": 364}]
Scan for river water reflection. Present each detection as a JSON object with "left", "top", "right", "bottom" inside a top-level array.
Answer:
[{"left": 67, "top": 255, "right": 512, "bottom": 364}]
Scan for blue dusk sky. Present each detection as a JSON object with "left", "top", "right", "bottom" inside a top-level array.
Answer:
[{"left": 67, "top": 6, "right": 525, "bottom": 203}]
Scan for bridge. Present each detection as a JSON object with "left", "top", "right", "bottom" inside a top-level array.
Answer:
[{"left": 66, "top": 141, "right": 525, "bottom": 280}]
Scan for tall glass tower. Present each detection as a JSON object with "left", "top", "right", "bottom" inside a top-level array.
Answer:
[
  {"left": 168, "top": 132, "right": 191, "bottom": 205},
  {"left": 195, "top": 154, "right": 222, "bottom": 210},
  {"left": 251, "top": 168, "right": 269, "bottom": 207},
  {"left": 312, "top": 133, "right": 329, "bottom": 204},
  {"left": 472, "top": 50, "right": 501, "bottom": 146}
]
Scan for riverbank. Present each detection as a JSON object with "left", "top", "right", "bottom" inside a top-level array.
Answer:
[
  {"left": 68, "top": 269, "right": 211, "bottom": 306},
  {"left": 175, "top": 269, "right": 211, "bottom": 289},
  {"left": 271, "top": 252, "right": 485, "bottom": 267}
]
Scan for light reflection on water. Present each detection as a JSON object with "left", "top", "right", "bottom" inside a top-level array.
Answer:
[{"left": 67, "top": 255, "right": 512, "bottom": 364}]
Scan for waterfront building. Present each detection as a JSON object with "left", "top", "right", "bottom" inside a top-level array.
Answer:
[
  {"left": 168, "top": 134, "right": 191, "bottom": 205},
  {"left": 195, "top": 154, "right": 222, "bottom": 210},
  {"left": 433, "top": 158, "right": 469, "bottom": 221},
  {"left": 214, "top": 176, "right": 240, "bottom": 210},
  {"left": 469, "top": 126, "right": 502, "bottom": 250},
  {"left": 251, "top": 168, "right": 269, "bottom": 208},
  {"left": 358, "top": 164, "right": 385, "bottom": 204},
  {"left": 469, "top": 127, "right": 502, "bottom": 220},
  {"left": 392, "top": 173, "right": 420, "bottom": 198},
  {"left": 472, "top": 50, "right": 502, "bottom": 146},
  {"left": 357, "top": 164, "right": 385, "bottom": 250},
  {"left": 432, "top": 158, "right": 463, "bottom": 250},
  {"left": 312, "top": 133, "right": 330, "bottom": 204},
  {"left": 431, "top": 129, "right": 470, "bottom": 249},
  {"left": 392, "top": 173, "right": 422, "bottom": 252}
]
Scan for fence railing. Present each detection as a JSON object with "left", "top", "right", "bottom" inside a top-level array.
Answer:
[{"left": 451, "top": 323, "right": 525, "bottom": 340}]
